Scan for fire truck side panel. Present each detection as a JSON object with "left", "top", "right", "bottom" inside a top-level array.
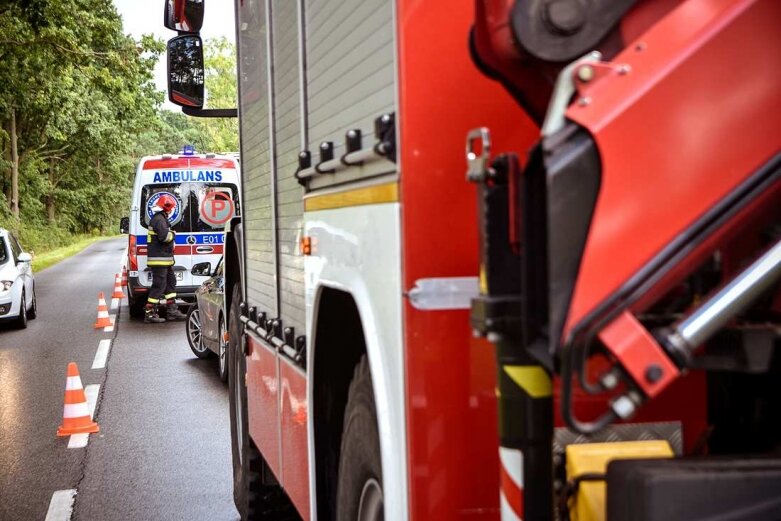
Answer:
[
  {"left": 305, "top": 0, "right": 396, "bottom": 191},
  {"left": 305, "top": 201, "right": 407, "bottom": 521},
  {"left": 273, "top": 0, "right": 306, "bottom": 335},
  {"left": 280, "top": 359, "right": 310, "bottom": 519},
  {"left": 246, "top": 334, "right": 281, "bottom": 473},
  {"left": 396, "top": 0, "right": 540, "bottom": 518},
  {"left": 237, "top": 0, "right": 277, "bottom": 319}
]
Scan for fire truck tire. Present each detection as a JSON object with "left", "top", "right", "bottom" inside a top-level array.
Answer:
[
  {"left": 228, "top": 283, "right": 298, "bottom": 521},
  {"left": 336, "top": 356, "right": 383, "bottom": 521}
]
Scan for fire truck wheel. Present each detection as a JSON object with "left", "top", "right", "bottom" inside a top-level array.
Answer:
[
  {"left": 336, "top": 356, "right": 383, "bottom": 521},
  {"left": 229, "top": 283, "right": 297, "bottom": 520}
]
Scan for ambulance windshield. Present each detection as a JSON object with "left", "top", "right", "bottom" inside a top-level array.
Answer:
[{"left": 140, "top": 182, "right": 241, "bottom": 232}]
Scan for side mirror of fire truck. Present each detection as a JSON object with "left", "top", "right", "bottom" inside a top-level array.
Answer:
[
  {"left": 164, "top": 0, "right": 204, "bottom": 33},
  {"left": 167, "top": 35, "right": 205, "bottom": 109}
]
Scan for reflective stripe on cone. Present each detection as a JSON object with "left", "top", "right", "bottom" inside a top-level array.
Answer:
[
  {"left": 93, "top": 292, "right": 112, "bottom": 328},
  {"left": 57, "top": 362, "right": 99, "bottom": 436}
]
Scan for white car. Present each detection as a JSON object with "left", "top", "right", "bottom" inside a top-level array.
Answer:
[{"left": 0, "top": 229, "right": 37, "bottom": 328}]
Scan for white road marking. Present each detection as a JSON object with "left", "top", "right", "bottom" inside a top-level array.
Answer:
[
  {"left": 67, "top": 384, "right": 100, "bottom": 449},
  {"left": 45, "top": 489, "right": 76, "bottom": 521},
  {"left": 92, "top": 339, "right": 111, "bottom": 369},
  {"left": 110, "top": 298, "right": 119, "bottom": 310},
  {"left": 103, "top": 315, "right": 116, "bottom": 333}
]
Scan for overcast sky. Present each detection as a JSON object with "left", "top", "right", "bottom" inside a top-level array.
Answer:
[{"left": 113, "top": 0, "right": 236, "bottom": 110}]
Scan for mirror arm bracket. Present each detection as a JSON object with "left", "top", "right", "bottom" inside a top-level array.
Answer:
[{"left": 182, "top": 107, "right": 238, "bottom": 118}]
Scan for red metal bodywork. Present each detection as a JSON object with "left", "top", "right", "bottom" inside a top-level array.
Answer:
[
  {"left": 397, "top": 0, "right": 539, "bottom": 518},
  {"left": 141, "top": 158, "right": 236, "bottom": 170},
  {"left": 246, "top": 336, "right": 310, "bottom": 518},
  {"left": 564, "top": 0, "right": 781, "bottom": 336},
  {"left": 598, "top": 312, "right": 680, "bottom": 399},
  {"left": 279, "top": 362, "right": 310, "bottom": 519},
  {"left": 247, "top": 336, "right": 281, "bottom": 473}
]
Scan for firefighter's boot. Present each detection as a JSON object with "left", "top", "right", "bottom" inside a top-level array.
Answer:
[
  {"left": 165, "top": 301, "right": 187, "bottom": 321},
  {"left": 144, "top": 304, "right": 166, "bottom": 324}
]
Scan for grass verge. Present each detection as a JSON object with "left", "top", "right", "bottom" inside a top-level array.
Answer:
[{"left": 32, "top": 235, "right": 122, "bottom": 272}]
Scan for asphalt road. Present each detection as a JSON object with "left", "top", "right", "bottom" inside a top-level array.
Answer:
[{"left": 0, "top": 238, "right": 237, "bottom": 521}]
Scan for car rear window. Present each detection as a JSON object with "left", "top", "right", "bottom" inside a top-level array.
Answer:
[{"left": 140, "top": 183, "right": 241, "bottom": 233}]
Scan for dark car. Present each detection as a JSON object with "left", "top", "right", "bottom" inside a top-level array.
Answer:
[{"left": 185, "top": 258, "right": 228, "bottom": 381}]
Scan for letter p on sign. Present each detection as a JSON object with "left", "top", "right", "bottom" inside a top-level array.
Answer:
[{"left": 200, "top": 191, "right": 235, "bottom": 226}]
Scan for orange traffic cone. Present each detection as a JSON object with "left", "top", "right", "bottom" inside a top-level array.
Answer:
[
  {"left": 121, "top": 267, "right": 128, "bottom": 288},
  {"left": 93, "top": 292, "right": 112, "bottom": 329},
  {"left": 112, "top": 274, "right": 124, "bottom": 299},
  {"left": 57, "top": 362, "right": 99, "bottom": 436}
]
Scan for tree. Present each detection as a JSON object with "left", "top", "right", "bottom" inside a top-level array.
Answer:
[
  {"left": 192, "top": 36, "right": 239, "bottom": 152},
  {"left": 0, "top": 0, "right": 163, "bottom": 243}
]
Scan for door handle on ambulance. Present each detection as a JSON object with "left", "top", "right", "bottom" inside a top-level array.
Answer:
[{"left": 195, "top": 246, "right": 214, "bottom": 254}]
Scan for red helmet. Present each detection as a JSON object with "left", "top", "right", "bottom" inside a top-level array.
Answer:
[{"left": 158, "top": 195, "right": 177, "bottom": 213}]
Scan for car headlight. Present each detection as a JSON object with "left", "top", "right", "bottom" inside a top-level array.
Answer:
[{"left": 0, "top": 281, "right": 13, "bottom": 295}]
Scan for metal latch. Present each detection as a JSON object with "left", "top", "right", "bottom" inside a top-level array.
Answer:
[
  {"left": 408, "top": 277, "right": 479, "bottom": 310},
  {"left": 465, "top": 127, "right": 493, "bottom": 182}
]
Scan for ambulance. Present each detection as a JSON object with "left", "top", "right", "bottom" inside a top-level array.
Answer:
[{"left": 120, "top": 148, "right": 241, "bottom": 318}]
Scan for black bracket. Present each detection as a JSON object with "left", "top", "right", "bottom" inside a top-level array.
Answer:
[
  {"left": 341, "top": 129, "right": 364, "bottom": 166},
  {"left": 374, "top": 113, "right": 396, "bottom": 162},
  {"left": 295, "top": 335, "right": 307, "bottom": 366},
  {"left": 182, "top": 106, "right": 238, "bottom": 118},
  {"left": 315, "top": 142, "right": 335, "bottom": 174},
  {"left": 294, "top": 150, "right": 312, "bottom": 186}
]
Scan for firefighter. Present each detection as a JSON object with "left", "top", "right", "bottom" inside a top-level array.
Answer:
[{"left": 145, "top": 194, "right": 187, "bottom": 323}]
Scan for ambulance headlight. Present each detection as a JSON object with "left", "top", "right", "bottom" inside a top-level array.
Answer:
[{"left": 0, "top": 281, "right": 13, "bottom": 294}]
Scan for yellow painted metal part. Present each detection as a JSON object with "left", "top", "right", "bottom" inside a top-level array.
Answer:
[
  {"left": 304, "top": 182, "right": 398, "bottom": 211},
  {"left": 565, "top": 440, "right": 674, "bottom": 521},
  {"left": 503, "top": 365, "right": 552, "bottom": 398}
]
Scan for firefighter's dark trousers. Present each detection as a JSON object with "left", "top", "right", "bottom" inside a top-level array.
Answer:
[{"left": 148, "top": 266, "right": 177, "bottom": 305}]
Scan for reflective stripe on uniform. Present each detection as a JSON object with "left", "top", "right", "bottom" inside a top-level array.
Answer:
[
  {"left": 147, "top": 297, "right": 159, "bottom": 304},
  {"left": 147, "top": 258, "right": 174, "bottom": 266},
  {"left": 164, "top": 293, "right": 176, "bottom": 299}
]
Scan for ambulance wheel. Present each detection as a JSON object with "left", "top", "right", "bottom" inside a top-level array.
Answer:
[
  {"left": 229, "top": 283, "right": 297, "bottom": 521},
  {"left": 128, "top": 295, "right": 145, "bottom": 319},
  {"left": 336, "top": 356, "right": 383, "bottom": 521}
]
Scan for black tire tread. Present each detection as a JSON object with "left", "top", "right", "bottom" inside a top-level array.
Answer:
[
  {"left": 28, "top": 288, "right": 37, "bottom": 320},
  {"left": 128, "top": 295, "right": 145, "bottom": 319},
  {"left": 336, "top": 356, "right": 383, "bottom": 521},
  {"left": 15, "top": 292, "right": 27, "bottom": 329}
]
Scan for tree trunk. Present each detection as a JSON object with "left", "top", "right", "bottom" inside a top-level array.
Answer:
[
  {"left": 3, "top": 120, "right": 10, "bottom": 203},
  {"left": 47, "top": 158, "right": 56, "bottom": 222},
  {"left": 10, "top": 108, "right": 19, "bottom": 219}
]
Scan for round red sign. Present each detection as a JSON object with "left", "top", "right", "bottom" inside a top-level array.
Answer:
[{"left": 199, "top": 191, "right": 235, "bottom": 226}]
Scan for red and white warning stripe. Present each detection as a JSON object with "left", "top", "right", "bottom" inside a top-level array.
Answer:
[{"left": 499, "top": 447, "right": 524, "bottom": 521}]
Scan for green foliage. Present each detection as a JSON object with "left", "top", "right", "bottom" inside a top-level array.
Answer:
[
  {"left": 0, "top": 4, "right": 238, "bottom": 255},
  {"left": 0, "top": 0, "right": 163, "bottom": 245},
  {"left": 195, "top": 36, "right": 239, "bottom": 152}
]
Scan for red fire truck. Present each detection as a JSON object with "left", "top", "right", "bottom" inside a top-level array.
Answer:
[{"left": 164, "top": 0, "right": 781, "bottom": 520}]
